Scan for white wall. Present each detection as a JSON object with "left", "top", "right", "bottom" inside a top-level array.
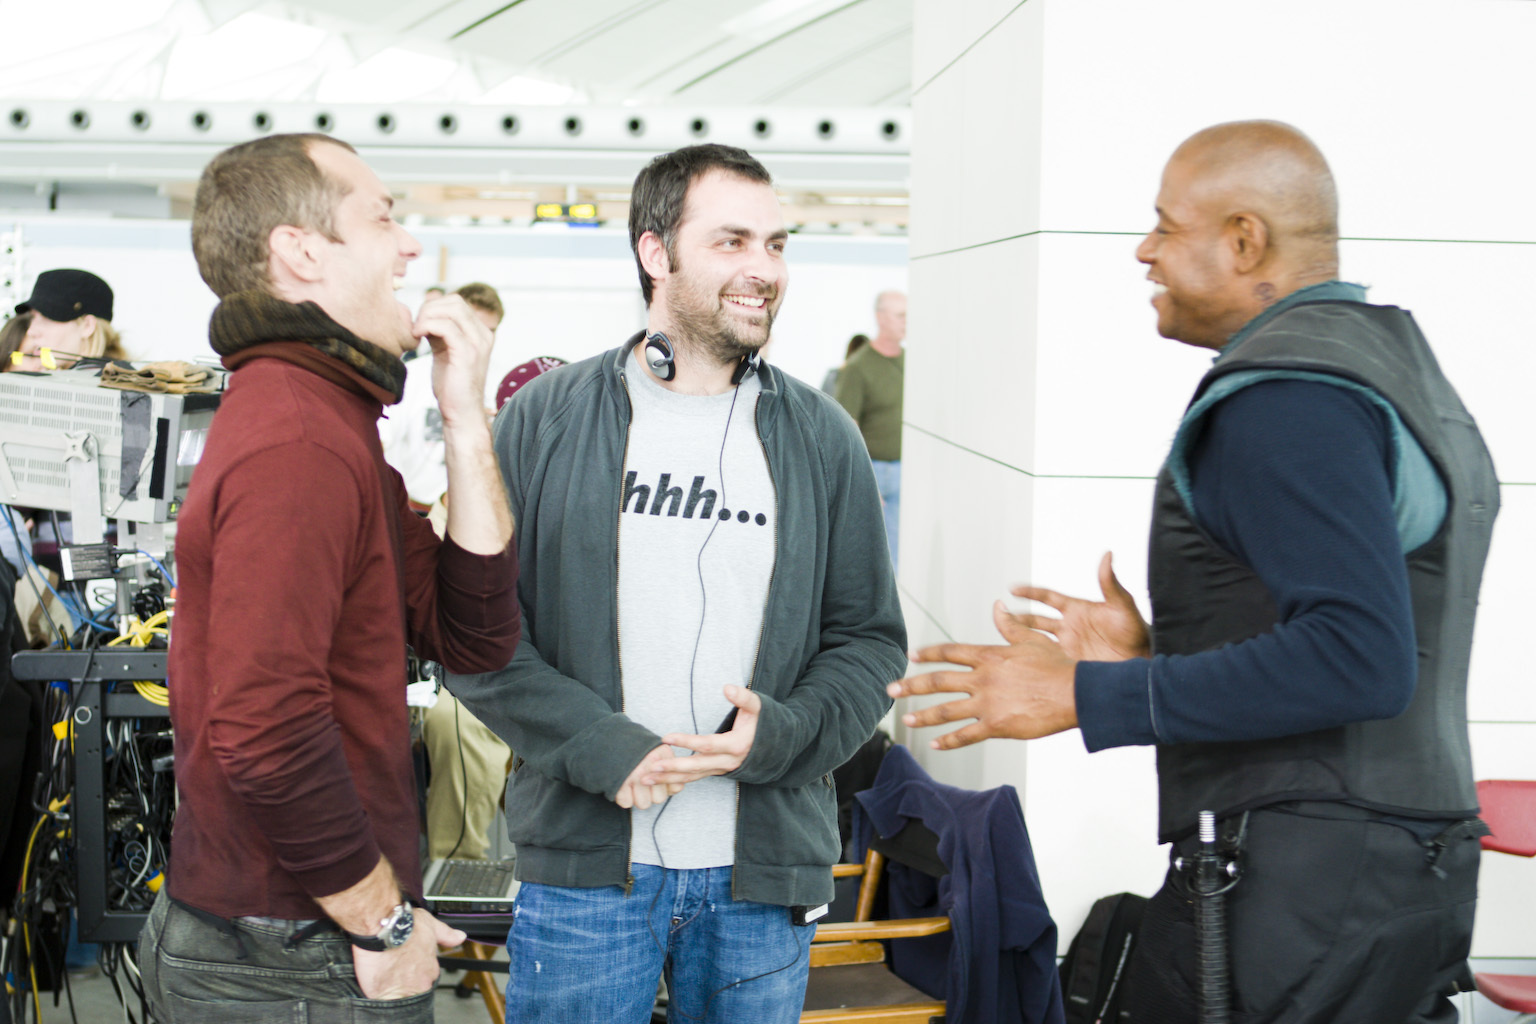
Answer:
[
  {"left": 903, "top": 0, "right": 1536, "bottom": 1008},
  {"left": 3, "top": 218, "right": 906, "bottom": 400}
]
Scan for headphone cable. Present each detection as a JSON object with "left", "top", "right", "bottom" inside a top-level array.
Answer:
[{"left": 640, "top": 370, "right": 807, "bottom": 1019}]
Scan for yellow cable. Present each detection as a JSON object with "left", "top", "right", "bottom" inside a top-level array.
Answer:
[
  {"left": 133, "top": 680, "right": 170, "bottom": 707},
  {"left": 19, "top": 814, "right": 46, "bottom": 1023},
  {"left": 107, "top": 613, "right": 171, "bottom": 703}
]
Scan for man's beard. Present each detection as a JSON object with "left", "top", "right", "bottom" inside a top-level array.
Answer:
[{"left": 664, "top": 265, "right": 775, "bottom": 366}]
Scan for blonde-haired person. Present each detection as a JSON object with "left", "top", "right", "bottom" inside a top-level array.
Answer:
[
  {"left": 0, "top": 311, "right": 31, "bottom": 371},
  {"left": 12, "top": 269, "right": 126, "bottom": 370},
  {"left": 453, "top": 281, "right": 503, "bottom": 335}
]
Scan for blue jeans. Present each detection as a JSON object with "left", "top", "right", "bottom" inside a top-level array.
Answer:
[
  {"left": 138, "top": 891, "right": 433, "bottom": 1023},
  {"left": 505, "top": 865, "right": 813, "bottom": 1024},
  {"left": 871, "top": 459, "right": 900, "bottom": 573}
]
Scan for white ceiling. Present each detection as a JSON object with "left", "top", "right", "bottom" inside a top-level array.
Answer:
[
  {"left": 0, "top": 0, "right": 913, "bottom": 222},
  {"left": 0, "top": 0, "right": 912, "bottom": 108}
]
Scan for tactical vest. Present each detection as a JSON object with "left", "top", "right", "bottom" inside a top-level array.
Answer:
[{"left": 1148, "top": 300, "right": 1499, "bottom": 842}]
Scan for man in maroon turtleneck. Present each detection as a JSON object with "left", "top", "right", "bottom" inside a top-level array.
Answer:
[{"left": 138, "top": 133, "right": 520, "bottom": 1021}]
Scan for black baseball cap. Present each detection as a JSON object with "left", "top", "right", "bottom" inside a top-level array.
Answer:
[{"left": 16, "top": 269, "right": 113, "bottom": 322}]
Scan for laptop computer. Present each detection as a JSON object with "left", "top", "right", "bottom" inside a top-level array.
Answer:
[{"left": 421, "top": 857, "right": 519, "bottom": 914}]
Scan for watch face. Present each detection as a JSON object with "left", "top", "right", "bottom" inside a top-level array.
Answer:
[{"left": 385, "top": 903, "right": 414, "bottom": 948}]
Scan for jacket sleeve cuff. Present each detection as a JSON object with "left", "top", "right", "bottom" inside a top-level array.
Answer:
[
  {"left": 1076, "top": 658, "right": 1160, "bottom": 752},
  {"left": 562, "top": 714, "right": 667, "bottom": 800},
  {"left": 728, "top": 691, "right": 792, "bottom": 784}
]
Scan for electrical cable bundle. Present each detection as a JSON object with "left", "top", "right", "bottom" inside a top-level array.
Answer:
[
  {"left": 100, "top": 718, "right": 173, "bottom": 915},
  {"left": 5, "top": 681, "right": 79, "bottom": 1024},
  {"left": 107, "top": 610, "right": 170, "bottom": 707},
  {"left": 1, "top": 535, "right": 175, "bottom": 1024},
  {"left": 93, "top": 584, "right": 173, "bottom": 1024}
]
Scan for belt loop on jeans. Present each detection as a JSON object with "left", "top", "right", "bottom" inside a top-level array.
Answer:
[{"left": 169, "top": 897, "right": 250, "bottom": 961}]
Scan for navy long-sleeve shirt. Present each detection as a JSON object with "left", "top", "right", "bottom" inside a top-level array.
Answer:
[{"left": 1076, "top": 378, "right": 1419, "bottom": 751}]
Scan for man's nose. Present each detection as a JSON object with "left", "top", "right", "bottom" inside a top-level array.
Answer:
[
  {"left": 744, "top": 244, "right": 779, "bottom": 285},
  {"left": 397, "top": 222, "right": 423, "bottom": 261}
]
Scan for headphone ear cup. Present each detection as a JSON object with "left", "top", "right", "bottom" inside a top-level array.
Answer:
[{"left": 644, "top": 332, "right": 676, "bottom": 382}]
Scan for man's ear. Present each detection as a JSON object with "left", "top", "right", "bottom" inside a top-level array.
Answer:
[
  {"left": 637, "top": 231, "right": 671, "bottom": 288},
  {"left": 268, "top": 224, "right": 325, "bottom": 287},
  {"left": 1227, "top": 212, "right": 1270, "bottom": 274}
]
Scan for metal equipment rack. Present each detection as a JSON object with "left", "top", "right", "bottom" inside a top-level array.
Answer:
[{"left": 12, "top": 648, "right": 169, "bottom": 943}]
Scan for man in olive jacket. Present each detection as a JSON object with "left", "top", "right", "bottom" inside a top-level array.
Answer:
[{"left": 450, "top": 144, "right": 906, "bottom": 1023}]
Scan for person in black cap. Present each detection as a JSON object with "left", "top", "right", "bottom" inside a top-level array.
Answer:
[{"left": 12, "top": 268, "right": 126, "bottom": 370}]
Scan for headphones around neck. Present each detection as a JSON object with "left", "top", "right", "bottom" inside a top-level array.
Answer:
[{"left": 643, "top": 331, "right": 759, "bottom": 386}]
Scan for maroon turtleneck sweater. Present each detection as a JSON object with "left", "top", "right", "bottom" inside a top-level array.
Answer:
[{"left": 167, "top": 348, "right": 519, "bottom": 920}]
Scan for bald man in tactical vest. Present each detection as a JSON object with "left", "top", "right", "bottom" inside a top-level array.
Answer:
[{"left": 890, "top": 121, "right": 1498, "bottom": 1022}]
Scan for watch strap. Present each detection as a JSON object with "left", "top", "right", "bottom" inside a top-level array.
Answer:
[
  {"left": 345, "top": 900, "right": 412, "bottom": 951},
  {"left": 346, "top": 931, "right": 390, "bottom": 952}
]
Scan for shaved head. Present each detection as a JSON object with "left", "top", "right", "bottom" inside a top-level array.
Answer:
[
  {"left": 1137, "top": 120, "right": 1343, "bottom": 349},
  {"left": 1170, "top": 120, "right": 1339, "bottom": 270}
]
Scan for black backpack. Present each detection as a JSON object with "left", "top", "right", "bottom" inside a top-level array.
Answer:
[{"left": 1059, "top": 891, "right": 1148, "bottom": 1024}]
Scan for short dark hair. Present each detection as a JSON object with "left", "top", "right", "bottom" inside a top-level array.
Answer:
[
  {"left": 192, "top": 134, "right": 357, "bottom": 299},
  {"left": 628, "top": 144, "right": 773, "bottom": 306}
]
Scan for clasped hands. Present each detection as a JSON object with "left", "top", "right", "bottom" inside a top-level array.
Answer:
[
  {"left": 887, "top": 552, "right": 1151, "bottom": 750},
  {"left": 613, "top": 683, "right": 761, "bottom": 810},
  {"left": 610, "top": 553, "right": 1148, "bottom": 800}
]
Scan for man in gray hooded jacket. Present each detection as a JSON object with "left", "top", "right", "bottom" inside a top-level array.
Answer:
[{"left": 450, "top": 143, "right": 906, "bottom": 1023}]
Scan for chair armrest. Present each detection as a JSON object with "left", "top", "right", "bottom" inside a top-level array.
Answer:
[{"left": 812, "top": 917, "right": 951, "bottom": 942}]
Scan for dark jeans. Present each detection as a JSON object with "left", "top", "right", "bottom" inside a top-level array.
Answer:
[
  {"left": 1126, "top": 802, "right": 1481, "bottom": 1024},
  {"left": 139, "top": 891, "right": 434, "bottom": 1023}
]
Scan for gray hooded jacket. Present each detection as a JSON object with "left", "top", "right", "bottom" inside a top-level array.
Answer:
[{"left": 449, "top": 335, "right": 907, "bottom": 907}]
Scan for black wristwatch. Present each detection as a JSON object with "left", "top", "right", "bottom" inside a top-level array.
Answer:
[{"left": 347, "top": 901, "right": 414, "bottom": 952}]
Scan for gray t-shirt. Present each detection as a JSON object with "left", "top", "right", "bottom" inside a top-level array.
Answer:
[{"left": 618, "top": 349, "right": 775, "bottom": 868}]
